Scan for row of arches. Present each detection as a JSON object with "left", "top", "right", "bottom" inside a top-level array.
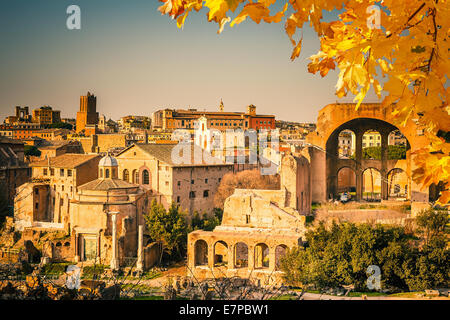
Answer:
[
  {"left": 337, "top": 129, "right": 407, "bottom": 160},
  {"left": 194, "top": 240, "right": 288, "bottom": 271},
  {"left": 121, "top": 169, "right": 150, "bottom": 185},
  {"left": 337, "top": 166, "right": 409, "bottom": 201}
]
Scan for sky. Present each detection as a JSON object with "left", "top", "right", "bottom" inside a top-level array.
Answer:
[{"left": 0, "top": 0, "right": 379, "bottom": 123}]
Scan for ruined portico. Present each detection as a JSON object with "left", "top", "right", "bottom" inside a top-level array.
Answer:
[{"left": 187, "top": 154, "right": 309, "bottom": 285}]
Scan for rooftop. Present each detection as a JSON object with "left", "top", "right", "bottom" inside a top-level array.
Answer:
[
  {"left": 78, "top": 178, "right": 137, "bottom": 191},
  {"left": 119, "top": 143, "right": 231, "bottom": 167},
  {"left": 31, "top": 153, "right": 100, "bottom": 169}
]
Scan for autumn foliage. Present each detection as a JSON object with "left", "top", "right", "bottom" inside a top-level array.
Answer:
[{"left": 158, "top": 0, "right": 449, "bottom": 203}]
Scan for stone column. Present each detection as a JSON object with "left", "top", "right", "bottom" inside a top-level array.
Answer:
[
  {"left": 110, "top": 212, "right": 119, "bottom": 270},
  {"left": 355, "top": 130, "right": 363, "bottom": 201},
  {"left": 136, "top": 225, "right": 144, "bottom": 272},
  {"left": 248, "top": 245, "right": 255, "bottom": 271},
  {"left": 207, "top": 241, "right": 215, "bottom": 269},
  {"left": 381, "top": 130, "right": 389, "bottom": 200},
  {"left": 74, "top": 233, "right": 80, "bottom": 263},
  {"left": 227, "top": 244, "right": 235, "bottom": 269},
  {"left": 268, "top": 247, "right": 276, "bottom": 272}
]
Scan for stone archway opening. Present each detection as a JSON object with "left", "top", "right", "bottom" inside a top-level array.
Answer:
[
  {"left": 362, "top": 168, "right": 382, "bottom": 202},
  {"left": 214, "top": 241, "right": 228, "bottom": 267},
  {"left": 338, "top": 130, "right": 355, "bottom": 159},
  {"left": 325, "top": 118, "right": 411, "bottom": 202},
  {"left": 194, "top": 240, "right": 208, "bottom": 266},
  {"left": 388, "top": 168, "right": 410, "bottom": 200},
  {"left": 388, "top": 130, "right": 407, "bottom": 160},
  {"left": 275, "top": 245, "right": 288, "bottom": 271},
  {"left": 254, "top": 243, "right": 269, "bottom": 269},
  {"left": 234, "top": 242, "right": 248, "bottom": 268},
  {"left": 337, "top": 167, "right": 356, "bottom": 200}
]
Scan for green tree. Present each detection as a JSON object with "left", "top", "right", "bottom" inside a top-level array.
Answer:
[
  {"left": 280, "top": 221, "right": 449, "bottom": 292},
  {"left": 415, "top": 208, "right": 448, "bottom": 245},
  {"left": 144, "top": 200, "right": 188, "bottom": 264},
  {"left": 190, "top": 208, "right": 223, "bottom": 232},
  {"left": 24, "top": 145, "right": 41, "bottom": 157}
]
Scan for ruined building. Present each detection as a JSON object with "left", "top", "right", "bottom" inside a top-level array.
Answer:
[
  {"left": 303, "top": 103, "right": 433, "bottom": 215},
  {"left": 187, "top": 153, "right": 310, "bottom": 285}
]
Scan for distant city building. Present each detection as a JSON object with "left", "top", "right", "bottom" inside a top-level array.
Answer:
[
  {"left": 0, "top": 137, "right": 31, "bottom": 215},
  {"left": 4, "top": 106, "right": 32, "bottom": 124},
  {"left": 67, "top": 133, "right": 140, "bottom": 154},
  {"left": 362, "top": 130, "right": 381, "bottom": 147},
  {"left": 32, "top": 106, "right": 61, "bottom": 125},
  {"left": 76, "top": 92, "right": 99, "bottom": 134},
  {"left": 152, "top": 102, "right": 275, "bottom": 131},
  {"left": 118, "top": 115, "right": 151, "bottom": 132}
]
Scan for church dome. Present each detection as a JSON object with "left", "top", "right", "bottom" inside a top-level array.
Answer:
[{"left": 99, "top": 154, "right": 118, "bottom": 167}]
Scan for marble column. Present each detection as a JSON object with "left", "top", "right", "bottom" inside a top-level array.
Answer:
[
  {"left": 136, "top": 225, "right": 144, "bottom": 272},
  {"left": 110, "top": 212, "right": 119, "bottom": 270}
]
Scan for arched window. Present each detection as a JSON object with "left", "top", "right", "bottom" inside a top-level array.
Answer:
[
  {"left": 133, "top": 170, "right": 139, "bottom": 184},
  {"left": 123, "top": 169, "right": 129, "bottom": 182},
  {"left": 194, "top": 240, "right": 208, "bottom": 266},
  {"left": 105, "top": 169, "right": 110, "bottom": 178},
  {"left": 142, "top": 170, "right": 149, "bottom": 185},
  {"left": 99, "top": 169, "right": 103, "bottom": 178}
]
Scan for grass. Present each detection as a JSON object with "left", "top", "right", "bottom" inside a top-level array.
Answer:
[
  {"left": 81, "top": 265, "right": 108, "bottom": 279},
  {"left": 347, "top": 291, "right": 386, "bottom": 297},
  {"left": 122, "top": 295, "right": 164, "bottom": 300},
  {"left": 269, "top": 294, "right": 297, "bottom": 300},
  {"left": 41, "top": 262, "right": 72, "bottom": 276},
  {"left": 388, "top": 292, "right": 424, "bottom": 298}
]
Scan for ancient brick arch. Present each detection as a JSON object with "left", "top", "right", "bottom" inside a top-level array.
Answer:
[
  {"left": 325, "top": 117, "right": 411, "bottom": 201},
  {"left": 305, "top": 103, "right": 429, "bottom": 213}
]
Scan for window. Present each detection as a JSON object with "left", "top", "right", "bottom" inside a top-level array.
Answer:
[
  {"left": 218, "top": 178, "right": 222, "bottom": 183},
  {"left": 35, "top": 202, "right": 39, "bottom": 210},
  {"left": 205, "top": 179, "right": 208, "bottom": 183},
  {"left": 123, "top": 169, "right": 129, "bottom": 182},
  {"left": 34, "top": 188, "right": 39, "bottom": 195},
  {"left": 99, "top": 169, "right": 103, "bottom": 178},
  {"left": 105, "top": 169, "right": 110, "bottom": 178},
  {"left": 50, "top": 168, "right": 54, "bottom": 176},
  {"left": 67, "top": 169, "right": 72, "bottom": 177},
  {"left": 62, "top": 185, "right": 64, "bottom": 191},
  {"left": 43, "top": 168, "right": 48, "bottom": 176},
  {"left": 203, "top": 190, "right": 209, "bottom": 198},
  {"left": 133, "top": 170, "right": 139, "bottom": 184},
  {"left": 177, "top": 181, "right": 181, "bottom": 186},
  {"left": 189, "top": 191, "right": 196, "bottom": 199},
  {"left": 191, "top": 180, "right": 194, "bottom": 184},
  {"left": 53, "top": 185, "right": 56, "bottom": 190},
  {"left": 60, "top": 169, "right": 64, "bottom": 177},
  {"left": 142, "top": 170, "right": 149, "bottom": 184},
  {"left": 177, "top": 196, "right": 180, "bottom": 203}
]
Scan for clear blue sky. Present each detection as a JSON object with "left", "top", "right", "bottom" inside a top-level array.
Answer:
[{"left": 0, "top": 0, "right": 378, "bottom": 123}]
